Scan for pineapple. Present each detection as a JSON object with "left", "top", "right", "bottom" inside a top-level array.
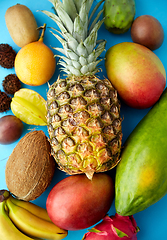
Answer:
[{"left": 43, "top": 0, "right": 122, "bottom": 180}]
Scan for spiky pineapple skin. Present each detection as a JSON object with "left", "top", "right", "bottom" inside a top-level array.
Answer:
[
  {"left": 44, "top": 0, "right": 123, "bottom": 179},
  {"left": 47, "top": 75, "right": 122, "bottom": 179}
]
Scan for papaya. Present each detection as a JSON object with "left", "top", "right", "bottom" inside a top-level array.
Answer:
[{"left": 115, "top": 88, "right": 167, "bottom": 216}]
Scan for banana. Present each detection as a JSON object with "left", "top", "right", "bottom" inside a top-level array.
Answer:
[
  {"left": 9, "top": 195, "right": 52, "bottom": 222},
  {"left": 6, "top": 197, "right": 68, "bottom": 240},
  {"left": 0, "top": 196, "right": 36, "bottom": 240}
]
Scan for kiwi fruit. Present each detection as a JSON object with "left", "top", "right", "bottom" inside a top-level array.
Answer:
[{"left": 5, "top": 4, "right": 39, "bottom": 48}]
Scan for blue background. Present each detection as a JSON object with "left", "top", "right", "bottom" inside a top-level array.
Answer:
[{"left": 0, "top": 0, "right": 167, "bottom": 239}]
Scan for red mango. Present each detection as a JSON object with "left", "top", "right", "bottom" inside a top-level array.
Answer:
[
  {"left": 46, "top": 173, "right": 114, "bottom": 230},
  {"left": 105, "top": 42, "right": 166, "bottom": 109}
]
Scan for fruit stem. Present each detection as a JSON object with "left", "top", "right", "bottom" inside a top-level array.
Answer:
[
  {"left": 0, "top": 190, "right": 10, "bottom": 202},
  {"left": 37, "top": 23, "right": 46, "bottom": 42}
]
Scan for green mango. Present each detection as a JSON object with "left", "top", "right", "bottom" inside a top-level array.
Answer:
[{"left": 115, "top": 88, "right": 167, "bottom": 216}]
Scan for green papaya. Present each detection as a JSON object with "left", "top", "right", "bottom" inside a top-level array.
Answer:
[
  {"left": 103, "top": 0, "right": 136, "bottom": 34},
  {"left": 115, "top": 88, "right": 167, "bottom": 216}
]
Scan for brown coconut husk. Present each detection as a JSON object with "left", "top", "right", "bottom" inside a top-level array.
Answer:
[{"left": 5, "top": 130, "right": 56, "bottom": 201}]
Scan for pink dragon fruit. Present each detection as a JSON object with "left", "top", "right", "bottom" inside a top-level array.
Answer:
[{"left": 82, "top": 213, "right": 139, "bottom": 240}]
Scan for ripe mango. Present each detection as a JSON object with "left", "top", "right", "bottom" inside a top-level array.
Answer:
[
  {"left": 105, "top": 42, "right": 166, "bottom": 109},
  {"left": 115, "top": 88, "right": 167, "bottom": 216},
  {"left": 46, "top": 173, "right": 114, "bottom": 230}
]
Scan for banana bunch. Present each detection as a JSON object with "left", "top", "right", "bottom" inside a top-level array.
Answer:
[{"left": 0, "top": 190, "right": 68, "bottom": 240}]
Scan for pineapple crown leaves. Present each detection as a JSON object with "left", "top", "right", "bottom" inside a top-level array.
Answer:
[{"left": 42, "top": 0, "right": 106, "bottom": 76}]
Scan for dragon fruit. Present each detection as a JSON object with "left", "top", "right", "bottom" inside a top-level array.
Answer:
[{"left": 82, "top": 213, "right": 139, "bottom": 240}]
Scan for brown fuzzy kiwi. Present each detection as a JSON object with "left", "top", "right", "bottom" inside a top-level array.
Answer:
[{"left": 5, "top": 130, "right": 56, "bottom": 201}]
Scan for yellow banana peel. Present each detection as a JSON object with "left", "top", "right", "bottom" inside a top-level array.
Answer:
[
  {"left": 0, "top": 194, "right": 35, "bottom": 240},
  {"left": 6, "top": 197, "right": 68, "bottom": 240},
  {"left": 9, "top": 195, "right": 52, "bottom": 222}
]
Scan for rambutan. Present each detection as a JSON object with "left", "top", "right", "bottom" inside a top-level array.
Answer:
[
  {"left": 2, "top": 74, "right": 21, "bottom": 95},
  {"left": 0, "top": 90, "right": 12, "bottom": 112},
  {"left": 0, "top": 44, "right": 16, "bottom": 69}
]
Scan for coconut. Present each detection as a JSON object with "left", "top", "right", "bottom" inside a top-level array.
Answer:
[{"left": 5, "top": 130, "right": 56, "bottom": 201}]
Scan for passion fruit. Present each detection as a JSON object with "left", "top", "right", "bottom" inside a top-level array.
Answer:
[{"left": 131, "top": 15, "right": 164, "bottom": 50}]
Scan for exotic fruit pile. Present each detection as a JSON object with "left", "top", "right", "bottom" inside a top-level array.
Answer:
[
  {"left": 44, "top": 0, "right": 122, "bottom": 180},
  {"left": 1, "top": 0, "right": 167, "bottom": 239}
]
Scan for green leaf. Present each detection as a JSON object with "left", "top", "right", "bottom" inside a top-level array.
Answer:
[
  {"left": 74, "top": 15, "right": 86, "bottom": 42},
  {"left": 55, "top": 1, "right": 74, "bottom": 34},
  {"left": 88, "top": 0, "right": 105, "bottom": 25},
  {"left": 62, "top": 0, "right": 78, "bottom": 21},
  {"left": 114, "top": 227, "right": 128, "bottom": 238},
  {"left": 87, "top": 40, "right": 106, "bottom": 63},
  {"left": 88, "top": 227, "right": 101, "bottom": 233},
  {"left": 83, "top": 19, "right": 103, "bottom": 54},
  {"left": 89, "top": 9, "right": 104, "bottom": 34},
  {"left": 77, "top": 41, "right": 89, "bottom": 57},
  {"left": 41, "top": 10, "right": 67, "bottom": 34},
  {"left": 79, "top": 0, "right": 93, "bottom": 28}
]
